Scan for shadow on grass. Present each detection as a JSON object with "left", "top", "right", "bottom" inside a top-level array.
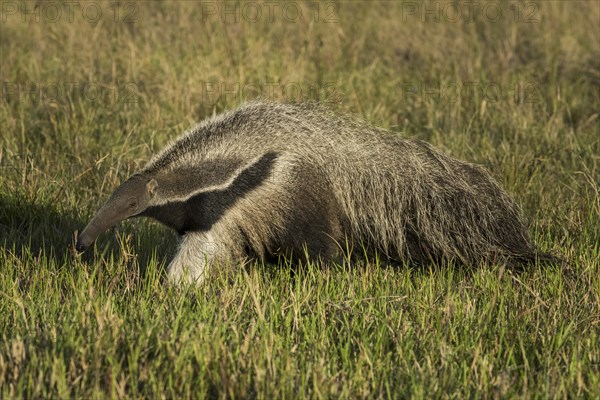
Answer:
[
  {"left": 0, "top": 194, "right": 81, "bottom": 263},
  {"left": 0, "top": 194, "right": 175, "bottom": 274}
]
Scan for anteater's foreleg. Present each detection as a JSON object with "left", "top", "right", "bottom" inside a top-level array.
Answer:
[{"left": 167, "top": 226, "right": 244, "bottom": 286}]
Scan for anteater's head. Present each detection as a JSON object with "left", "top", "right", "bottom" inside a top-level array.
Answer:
[{"left": 75, "top": 175, "right": 158, "bottom": 252}]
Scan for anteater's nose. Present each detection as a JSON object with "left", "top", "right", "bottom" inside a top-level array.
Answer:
[{"left": 75, "top": 236, "right": 88, "bottom": 252}]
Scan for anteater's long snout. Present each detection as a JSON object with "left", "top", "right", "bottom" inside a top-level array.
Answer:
[
  {"left": 75, "top": 220, "right": 101, "bottom": 252},
  {"left": 75, "top": 203, "right": 126, "bottom": 252}
]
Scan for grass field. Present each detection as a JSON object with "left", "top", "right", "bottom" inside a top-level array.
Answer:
[{"left": 1, "top": 0, "right": 599, "bottom": 398}]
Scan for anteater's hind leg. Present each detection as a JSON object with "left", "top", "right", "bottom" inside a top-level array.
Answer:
[{"left": 167, "top": 225, "right": 245, "bottom": 286}]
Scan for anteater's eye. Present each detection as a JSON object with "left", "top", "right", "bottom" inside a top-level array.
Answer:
[{"left": 128, "top": 199, "right": 138, "bottom": 210}]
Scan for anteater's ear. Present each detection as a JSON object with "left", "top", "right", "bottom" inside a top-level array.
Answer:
[{"left": 147, "top": 179, "right": 158, "bottom": 197}]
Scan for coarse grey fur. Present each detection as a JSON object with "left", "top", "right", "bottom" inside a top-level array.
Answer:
[{"left": 76, "top": 101, "right": 552, "bottom": 285}]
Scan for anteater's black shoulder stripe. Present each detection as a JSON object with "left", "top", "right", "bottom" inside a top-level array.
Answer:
[{"left": 151, "top": 151, "right": 280, "bottom": 205}]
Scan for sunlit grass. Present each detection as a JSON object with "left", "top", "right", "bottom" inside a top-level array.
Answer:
[{"left": 1, "top": 1, "right": 598, "bottom": 398}]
